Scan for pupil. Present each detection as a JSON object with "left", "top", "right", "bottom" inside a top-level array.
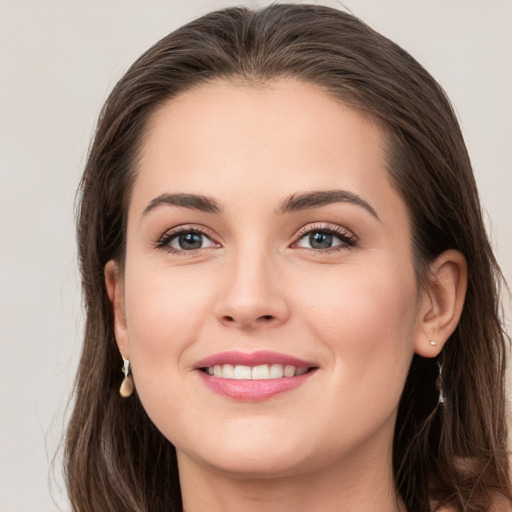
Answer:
[
  {"left": 310, "top": 231, "right": 332, "bottom": 249},
  {"left": 179, "top": 232, "right": 202, "bottom": 250}
]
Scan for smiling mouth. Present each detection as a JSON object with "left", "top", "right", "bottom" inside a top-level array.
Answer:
[
  {"left": 200, "top": 364, "right": 316, "bottom": 380},
  {"left": 196, "top": 353, "right": 318, "bottom": 400}
]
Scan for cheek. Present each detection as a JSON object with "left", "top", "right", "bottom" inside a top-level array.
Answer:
[
  {"left": 122, "top": 261, "right": 215, "bottom": 403},
  {"left": 288, "top": 261, "right": 419, "bottom": 452},
  {"left": 124, "top": 258, "right": 213, "bottom": 344},
  {"left": 121, "top": 267, "right": 216, "bottom": 449},
  {"left": 303, "top": 260, "right": 417, "bottom": 336},
  {"left": 295, "top": 256, "right": 419, "bottom": 392}
]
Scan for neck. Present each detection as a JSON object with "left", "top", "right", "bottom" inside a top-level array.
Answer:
[{"left": 178, "top": 440, "right": 404, "bottom": 512}]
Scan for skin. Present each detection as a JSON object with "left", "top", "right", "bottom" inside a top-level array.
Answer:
[{"left": 106, "top": 79, "right": 467, "bottom": 512}]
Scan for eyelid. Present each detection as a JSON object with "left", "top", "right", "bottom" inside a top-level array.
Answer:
[
  {"left": 292, "top": 222, "right": 357, "bottom": 250},
  {"left": 155, "top": 224, "right": 220, "bottom": 253},
  {"left": 154, "top": 222, "right": 357, "bottom": 255}
]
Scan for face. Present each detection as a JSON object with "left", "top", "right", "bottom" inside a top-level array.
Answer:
[{"left": 110, "top": 79, "right": 431, "bottom": 479}]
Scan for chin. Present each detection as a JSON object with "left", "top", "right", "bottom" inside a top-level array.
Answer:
[
  {"left": 183, "top": 446, "right": 312, "bottom": 480},
  {"left": 173, "top": 418, "right": 319, "bottom": 478}
]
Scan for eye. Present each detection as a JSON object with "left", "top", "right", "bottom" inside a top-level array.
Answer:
[
  {"left": 157, "top": 227, "right": 218, "bottom": 253},
  {"left": 294, "top": 225, "right": 357, "bottom": 251}
]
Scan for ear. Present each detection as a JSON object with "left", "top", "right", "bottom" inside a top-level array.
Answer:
[
  {"left": 105, "top": 260, "right": 130, "bottom": 359},
  {"left": 414, "top": 249, "right": 468, "bottom": 358}
]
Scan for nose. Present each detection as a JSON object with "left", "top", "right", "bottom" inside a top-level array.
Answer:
[{"left": 214, "top": 250, "right": 290, "bottom": 331}]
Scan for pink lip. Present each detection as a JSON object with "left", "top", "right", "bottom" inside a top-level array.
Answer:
[
  {"left": 193, "top": 351, "right": 318, "bottom": 401},
  {"left": 197, "top": 370, "right": 316, "bottom": 401},
  {"left": 194, "top": 350, "right": 317, "bottom": 369}
]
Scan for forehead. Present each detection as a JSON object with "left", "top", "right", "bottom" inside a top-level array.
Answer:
[
  {"left": 142, "top": 79, "right": 382, "bottom": 160},
  {"left": 131, "top": 78, "right": 404, "bottom": 226}
]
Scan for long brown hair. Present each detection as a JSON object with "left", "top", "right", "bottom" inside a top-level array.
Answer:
[{"left": 65, "top": 4, "right": 511, "bottom": 511}]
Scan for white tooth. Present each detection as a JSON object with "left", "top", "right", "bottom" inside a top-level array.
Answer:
[
  {"left": 284, "top": 365, "right": 296, "bottom": 377},
  {"left": 208, "top": 367, "right": 214, "bottom": 376},
  {"left": 295, "top": 367, "right": 309, "bottom": 376},
  {"left": 214, "top": 365, "right": 222, "bottom": 377},
  {"left": 222, "top": 364, "right": 234, "bottom": 379},
  {"left": 269, "top": 364, "right": 284, "bottom": 378},
  {"left": 234, "top": 365, "right": 252, "bottom": 380},
  {"left": 252, "top": 364, "right": 271, "bottom": 380}
]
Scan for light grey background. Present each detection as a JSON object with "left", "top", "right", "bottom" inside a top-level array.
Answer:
[{"left": 1, "top": 1, "right": 511, "bottom": 511}]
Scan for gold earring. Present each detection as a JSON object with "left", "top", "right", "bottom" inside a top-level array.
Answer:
[{"left": 120, "top": 358, "right": 134, "bottom": 398}]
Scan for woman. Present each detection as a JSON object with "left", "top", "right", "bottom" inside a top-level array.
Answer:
[{"left": 65, "top": 4, "right": 511, "bottom": 511}]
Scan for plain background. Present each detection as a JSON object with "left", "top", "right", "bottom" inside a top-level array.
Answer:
[{"left": 1, "top": 1, "right": 511, "bottom": 510}]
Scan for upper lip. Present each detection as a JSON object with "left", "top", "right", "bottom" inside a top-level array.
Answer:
[{"left": 194, "top": 351, "right": 318, "bottom": 369}]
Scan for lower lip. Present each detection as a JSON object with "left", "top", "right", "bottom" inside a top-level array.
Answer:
[{"left": 197, "top": 370, "right": 315, "bottom": 401}]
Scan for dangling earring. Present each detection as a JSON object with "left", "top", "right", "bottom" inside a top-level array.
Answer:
[
  {"left": 120, "top": 358, "right": 134, "bottom": 398},
  {"left": 436, "top": 359, "right": 446, "bottom": 406}
]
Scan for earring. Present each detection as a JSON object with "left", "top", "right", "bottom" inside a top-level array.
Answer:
[
  {"left": 436, "top": 359, "right": 446, "bottom": 406},
  {"left": 119, "top": 358, "right": 134, "bottom": 398},
  {"left": 429, "top": 340, "right": 438, "bottom": 346}
]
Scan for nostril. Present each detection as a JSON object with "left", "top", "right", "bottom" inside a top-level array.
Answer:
[{"left": 219, "top": 313, "right": 281, "bottom": 328}]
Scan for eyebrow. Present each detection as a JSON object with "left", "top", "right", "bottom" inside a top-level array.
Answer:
[
  {"left": 142, "top": 189, "right": 379, "bottom": 220},
  {"left": 278, "top": 190, "right": 379, "bottom": 220},
  {"left": 143, "top": 193, "right": 222, "bottom": 216}
]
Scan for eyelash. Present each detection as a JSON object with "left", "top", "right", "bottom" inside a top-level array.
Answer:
[
  {"left": 155, "top": 223, "right": 357, "bottom": 256},
  {"left": 294, "top": 223, "right": 357, "bottom": 253},
  {"left": 155, "top": 225, "right": 217, "bottom": 255}
]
